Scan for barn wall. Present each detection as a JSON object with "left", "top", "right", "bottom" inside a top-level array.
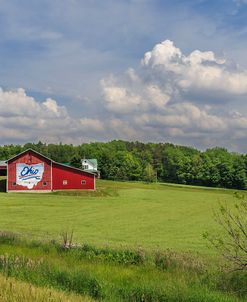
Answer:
[
  {"left": 8, "top": 151, "right": 52, "bottom": 192},
  {"left": 52, "top": 163, "right": 95, "bottom": 190}
]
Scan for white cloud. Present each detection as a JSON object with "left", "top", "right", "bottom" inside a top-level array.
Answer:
[
  {"left": 0, "top": 88, "right": 104, "bottom": 144},
  {"left": 101, "top": 78, "right": 142, "bottom": 114},
  {"left": 142, "top": 40, "right": 247, "bottom": 95},
  {"left": 101, "top": 71, "right": 172, "bottom": 114},
  {"left": 80, "top": 118, "right": 104, "bottom": 132},
  {"left": 100, "top": 40, "right": 247, "bottom": 150},
  {"left": 2, "top": 40, "right": 247, "bottom": 152}
]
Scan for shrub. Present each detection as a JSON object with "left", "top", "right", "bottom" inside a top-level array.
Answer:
[
  {"left": 217, "top": 271, "right": 247, "bottom": 298},
  {"left": 154, "top": 249, "right": 205, "bottom": 273},
  {"left": 119, "top": 286, "right": 169, "bottom": 302},
  {"left": 60, "top": 229, "right": 74, "bottom": 249},
  {"left": 0, "top": 231, "right": 19, "bottom": 244},
  {"left": 78, "top": 244, "right": 146, "bottom": 265}
]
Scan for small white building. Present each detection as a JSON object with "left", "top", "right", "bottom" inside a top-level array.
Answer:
[{"left": 81, "top": 159, "right": 100, "bottom": 177}]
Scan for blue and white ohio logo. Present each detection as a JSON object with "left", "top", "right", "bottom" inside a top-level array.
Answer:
[{"left": 16, "top": 163, "right": 44, "bottom": 189}]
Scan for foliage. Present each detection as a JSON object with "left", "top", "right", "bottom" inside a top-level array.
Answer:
[
  {"left": 143, "top": 163, "right": 156, "bottom": 183},
  {"left": 218, "top": 271, "right": 247, "bottom": 298},
  {"left": 0, "top": 253, "right": 102, "bottom": 299},
  {"left": 204, "top": 197, "right": 247, "bottom": 271},
  {"left": 60, "top": 228, "right": 74, "bottom": 249},
  {"left": 0, "top": 236, "right": 245, "bottom": 301},
  {"left": 75, "top": 244, "right": 146, "bottom": 265},
  {"left": 0, "top": 274, "right": 93, "bottom": 302},
  {"left": 154, "top": 249, "right": 205, "bottom": 273},
  {"left": 1, "top": 140, "right": 247, "bottom": 189}
]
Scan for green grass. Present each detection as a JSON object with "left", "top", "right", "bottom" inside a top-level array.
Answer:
[
  {"left": 0, "top": 237, "right": 245, "bottom": 302},
  {"left": 0, "top": 181, "right": 246, "bottom": 302},
  {"left": 0, "top": 180, "right": 242, "bottom": 254},
  {"left": 0, "top": 274, "right": 94, "bottom": 302}
]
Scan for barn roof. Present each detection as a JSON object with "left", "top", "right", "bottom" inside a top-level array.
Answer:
[
  {"left": 7, "top": 148, "right": 52, "bottom": 163},
  {"left": 7, "top": 148, "right": 95, "bottom": 176},
  {"left": 53, "top": 161, "right": 95, "bottom": 175}
]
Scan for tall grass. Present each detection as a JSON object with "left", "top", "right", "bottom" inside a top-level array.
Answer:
[
  {"left": 0, "top": 233, "right": 246, "bottom": 301},
  {"left": 0, "top": 254, "right": 102, "bottom": 299},
  {"left": 0, "top": 274, "right": 93, "bottom": 302}
]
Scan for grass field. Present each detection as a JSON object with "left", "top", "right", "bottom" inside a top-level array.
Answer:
[
  {"left": 0, "top": 180, "right": 246, "bottom": 301},
  {"left": 0, "top": 179, "right": 242, "bottom": 254}
]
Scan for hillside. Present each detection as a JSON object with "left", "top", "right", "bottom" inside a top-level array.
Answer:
[
  {"left": 0, "top": 180, "right": 242, "bottom": 253},
  {"left": 0, "top": 180, "right": 246, "bottom": 301}
]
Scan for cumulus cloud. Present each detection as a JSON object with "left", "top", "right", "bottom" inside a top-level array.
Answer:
[
  {"left": 142, "top": 40, "right": 247, "bottom": 95},
  {"left": 2, "top": 40, "right": 247, "bottom": 151},
  {"left": 0, "top": 88, "right": 103, "bottom": 144},
  {"left": 101, "top": 40, "right": 247, "bottom": 150}
]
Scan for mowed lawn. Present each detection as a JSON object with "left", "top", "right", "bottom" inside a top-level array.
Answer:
[{"left": 0, "top": 180, "right": 241, "bottom": 254}]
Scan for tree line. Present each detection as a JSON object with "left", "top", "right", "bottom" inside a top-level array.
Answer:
[{"left": 0, "top": 140, "right": 247, "bottom": 189}]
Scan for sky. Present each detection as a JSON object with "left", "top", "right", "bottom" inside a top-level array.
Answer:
[{"left": 1, "top": 0, "right": 247, "bottom": 152}]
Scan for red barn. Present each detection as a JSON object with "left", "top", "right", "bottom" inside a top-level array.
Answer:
[{"left": 7, "top": 149, "right": 95, "bottom": 192}]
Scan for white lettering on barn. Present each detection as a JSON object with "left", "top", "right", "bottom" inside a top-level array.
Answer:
[{"left": 16, "top": 163, "right": 44, "bottom": 189}]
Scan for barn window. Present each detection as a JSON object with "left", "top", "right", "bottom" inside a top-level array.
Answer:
[
  {"left": 81, "top": 180, "right": 86, "bottom": 185},
  {"left": 43, "top": 182, "right": 47, "bottom": 186},
  {"left": 12, "top": 182, "right": 16, "bottom": 186},
  {"left": 63, "top": 180, "right": 68, "bottom": 185},
  {"left": 83, "top": 165, "right": 88, "bottom": 170}
]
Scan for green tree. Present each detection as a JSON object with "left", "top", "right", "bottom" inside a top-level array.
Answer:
[
  {"left": 70, "top": 154, "right": 82, "bottom": 168},
  {"left": 143, "top": 163, "right": 156, "bottom": 183}
]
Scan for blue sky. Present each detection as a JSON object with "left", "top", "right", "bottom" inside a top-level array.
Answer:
[{"left": 1, "top": 0, "right": 247, "bottom": 151}]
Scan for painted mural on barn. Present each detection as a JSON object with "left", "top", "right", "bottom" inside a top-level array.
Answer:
[
  {"left": 7, "top": 149, "right": 95, "bottom": 192},
  {"left": 16, "top": 163, "right": 44, "bottom": 189}
]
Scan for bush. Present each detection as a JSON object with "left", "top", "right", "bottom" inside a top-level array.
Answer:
[
  {"left": 119, "top": 286, "right": 168, "bottom": 302},
  {"left": 154, "top": 249, "right": 205, "bottom": 273},
  {"left": 217, "top": 271, "right": 247, "bottom": 298},
  {"left": 67, "top": 244, "right": 146, "bottom": 265},
  {"left": 0, "top": 231, "right": 19, "bottom": 244}
]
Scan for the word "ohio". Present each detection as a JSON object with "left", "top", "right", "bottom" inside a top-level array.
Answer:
[{"left": 20, "top": 166, "right": 39, "bottom": 177}]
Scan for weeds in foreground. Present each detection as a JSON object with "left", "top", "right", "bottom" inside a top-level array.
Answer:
[
  {"left": 154, "top": 249, "right": 206, "bottom": 273},
  {"left": 60, "top": 228, "right": 74, "bottom": 249},
  {"left": 0, "top": 254, "right": 102, "bottom": 299},
  {"left": 0, "top": 232, "right": 246, "bottom": 301},
  {"left": 0, "top": 274, "right": 93, "bottom": 302}
]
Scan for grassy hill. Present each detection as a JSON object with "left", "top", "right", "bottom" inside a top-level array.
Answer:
[
  {"left": 0, "top": 180, "right": 246, "bottom": 301},
  {"left": 0, "top": 179, "right": 242, "bottom": 253}
]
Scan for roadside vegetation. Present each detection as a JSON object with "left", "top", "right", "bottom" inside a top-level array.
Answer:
[
  {"left": 0, "top": 274, "right": 93, "bottom": 302},
  {"left": 0, "top": 233, "right": 246, "bottom": 302}
]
